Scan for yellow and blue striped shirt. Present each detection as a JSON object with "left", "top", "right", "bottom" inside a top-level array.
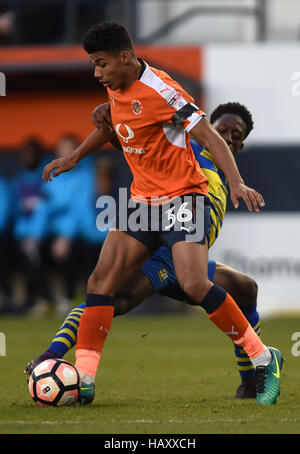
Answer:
[{"left": 190, "top": 140, "right": 228, "bottom": 247}]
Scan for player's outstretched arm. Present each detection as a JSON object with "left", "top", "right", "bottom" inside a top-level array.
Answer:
[
  {"left": 42, "top": 128, "right": 110, "bottom": 182},
  {"left": 190, "top": 117, "right": 265, "bottom": 212}
]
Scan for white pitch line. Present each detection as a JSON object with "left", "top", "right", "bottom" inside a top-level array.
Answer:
[{"left": 0, "top": 417, "right": 299, "bottom": 426}]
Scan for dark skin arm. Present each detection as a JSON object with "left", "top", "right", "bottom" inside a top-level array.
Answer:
[
  {"left": 190, "top": 117, "right": 265, "bottom": 212},
  {"left": 92, "top": 102, "right": 122, "bottom": 151}
]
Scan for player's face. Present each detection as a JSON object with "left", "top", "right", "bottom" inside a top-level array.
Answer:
[
  {"left": 89, "top": 51, "right": 130, "bottom": 91},
  {"left": 212, "top": 113, "right": 247, "bottom": 156}
]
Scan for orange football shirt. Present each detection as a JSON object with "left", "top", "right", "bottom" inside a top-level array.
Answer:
[{"left": 107, "top": 59, "right": 209, "bottom": 204}]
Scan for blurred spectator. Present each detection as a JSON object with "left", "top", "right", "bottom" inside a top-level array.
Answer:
[
  {"left": 0, "top": 170, "right": 14, "bottom": 313},
  {"left": 32, "top": 134, "right": 94, "bottom": 315},
  {"left": 78, "top": 156, "right": 117, "bottom": 282},
  {"left": 0, "top": 10, "right": 15, "bottom": 44},
  {"left": 1, "top": 135, "right": 117, "bottom": 316},
  {"left": 10, "top": 138, "right": 53, "bottom": 313}
]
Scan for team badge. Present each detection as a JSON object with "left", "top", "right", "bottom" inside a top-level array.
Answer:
[
  {"left": 158, "top": 269, "right": 168, "bottom": 282},
  {"left": 131, "top": 99, "right": 143, "bottom": 116}
]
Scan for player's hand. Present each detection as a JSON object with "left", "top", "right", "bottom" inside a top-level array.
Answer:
[
  {"left": 230, "top": 182, "right": 265, "bottom": 212},
  {"left": 92, "top": 102, "right": 122, "bottom": 150},
  {"left": 92, "top": 103, "right": 114, "bottom": 135},
  {"left": 42, "top": 157, "right": 77, "bottom": 182}
]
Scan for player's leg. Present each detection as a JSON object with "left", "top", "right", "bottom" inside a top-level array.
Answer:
[
  {"left": 171, "top": 238, "right": 282, "bottom": 405},
  {"left": 25, "top": 302, "right": 87, "bottom": 374},
  {"left": 114, "top": 271, "right": 153, "bottom": 316},
  {"left": 137, "top": 246, "right": 259, "bottom": 398},
  {"left": 213, "top": 262, "right": 260, "bottom": 398},
  {"left": 24, "top": 271, "right": 153, "bottom": 376},
  {"left": 75, "top": 229, "right": 152, "bottom": 402},
  {"left": 25, "top": 246, "right": 176, "bottom": 374}
]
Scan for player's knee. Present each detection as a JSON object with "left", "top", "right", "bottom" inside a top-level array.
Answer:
[
  {"left": 87, "top": 271, "right": 109, "bottom": 294},
  {"left": 87, "top": 273, "right": 99, "bottom": 293},
  {"left": 231, "top": 274, "right": 258, "bottom": 310},
  {"left": 180, "top": 278, "right": 210, "bottom": 304},
  {"left": 242, "top": 276, "right": 258, "bottom": 307}
]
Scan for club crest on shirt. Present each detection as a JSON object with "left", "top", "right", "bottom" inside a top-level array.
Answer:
[
  {"left": 158, "top": 269, "right": 169, "bottom": 282},
  {"left": 131, "top": 99, "right": 143, "bottom": 116}
]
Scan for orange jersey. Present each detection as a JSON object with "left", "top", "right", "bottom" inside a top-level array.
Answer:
[{"left": 107, "top": 59, "right": 209, "bottom": 204}]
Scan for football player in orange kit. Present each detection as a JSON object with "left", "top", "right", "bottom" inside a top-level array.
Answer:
[{"left": 42, "top": 22, "right": 283, "bottom": 406}]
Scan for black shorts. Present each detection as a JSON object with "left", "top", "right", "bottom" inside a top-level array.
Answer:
[{"left": 113, "top": 193, "right": 211, "bottom": 254}]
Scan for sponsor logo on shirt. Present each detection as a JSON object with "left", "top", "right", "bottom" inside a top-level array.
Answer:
[
  {"left": 122, "top": 146, "right": 146, "bottom": 155},
  {"left": 168, "top": 92, "right": 187, "bottom": 110},
  {"left": 115, "top": 123, "right": 146, "bottom": 154},
  {"left": 115, "top": 123, "right": 135, "bottom": 143}
]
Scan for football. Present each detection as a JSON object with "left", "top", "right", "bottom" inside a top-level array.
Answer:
[{"left": 28, "top": 358, "right": 81, "bottom": 407}]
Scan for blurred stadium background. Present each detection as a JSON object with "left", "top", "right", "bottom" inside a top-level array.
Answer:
[{"left": 0, "top": 0, "right": 299, "bottom": 318}]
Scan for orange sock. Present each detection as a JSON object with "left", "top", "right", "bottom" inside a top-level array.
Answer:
[
  {"left": 75, "top": 304, "right": 114, "bottom": 376},
  {"left": 75, "top": 349, "right": 101, "bottom": 377},
  {"left": 234, "top": 325, "right": 266, "bottom": 359},
  {"left": 208, "top": 292, "right": 249, "bottom": 341},
  {"left": 208, "top": 292, "right": 265, "bottom": 359}
]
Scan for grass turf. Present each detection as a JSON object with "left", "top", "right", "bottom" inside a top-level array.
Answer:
[{"left": 0, "top": 311, "right": 299, "bottom": 434}]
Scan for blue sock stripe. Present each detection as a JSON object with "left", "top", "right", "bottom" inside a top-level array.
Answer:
[
  {"left": 240, "top": 369, "right": 256, "bottom": 379},
  {"left": 70, "top": 308, "right": 85, "bottom": 314},
  {"left": 234, "top": 304, "right": 260, "bottom": 380},
  {"left": 237, "top": 359, "right": 253, "bottom": 366},
  {"left": 234, "top": 345, "right": 248, "bottom": 357},
  {"left": 47, "top": 303, "right": 87, "bottom": 358},
  {"left": 242, "top": 304, "right": 259, "bottom": 326},
  {"left": 253, "top": 321, "right": 260, "bottom": 331},
  {"left": 65, "top": 316, "right": 81, "bottom": 325},
  {"left": 69, "top": 308, "right": 84, "bottom": 314},
  {"left": 53, "top": 332, "right": 76, "bottom": 344},
  {"left": 75, "top": 302, "right": 87, "bottom": 310},
  {"left": 71, "top": 306, "right": 85, "bottom": 313},
  {"left": 68, "top": 311, "right": 84, "bottom": 318},
  {"left": 56, "top": 322, "right": 78, "bottom": 336},
  {"left": 50, "top": 341, "right": 71, "bottom": 356}
]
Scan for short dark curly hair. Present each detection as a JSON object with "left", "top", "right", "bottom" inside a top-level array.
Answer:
[
  {"left": 82, "top": 22, "right": 134, "bottom": 54},
  {"left": 210, "top": 102, "right": 254, "bottom": 138}
]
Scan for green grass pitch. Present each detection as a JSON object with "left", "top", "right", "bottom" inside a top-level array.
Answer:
[{"left": 0, "top": 310, "right": 299, "bottom": 434}]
